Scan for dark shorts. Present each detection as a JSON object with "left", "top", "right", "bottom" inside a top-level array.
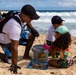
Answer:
[
  {"left": 57, "top": 58, "right": 73, "bottom": 68},
  {"left": 46, "top": 40, "right": 52, "bottom": 46}
]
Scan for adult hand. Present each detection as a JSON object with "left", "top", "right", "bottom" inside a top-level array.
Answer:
[
  {"left": 31, "top": 28, "right": 39, "bottom": 37},
  {"left": 32, "top": 29, "right": 39, "bottom": 37},
  {"left": 26, "top": 23, "right": 39, "bottom": 37},
  {"left": 9, "top": 64, "right": 21, "bottom": 74}
]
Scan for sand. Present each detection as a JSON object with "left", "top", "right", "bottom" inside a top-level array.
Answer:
[{"left": 0, "top": 34, "right": 76, "bottom": 75}]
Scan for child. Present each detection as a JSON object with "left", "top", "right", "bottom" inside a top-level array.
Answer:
[
  {"left": 46, "top": 15, "right": 64, "bottom": 46},
  {"left": 46, "top": 15, "right": 64, "bottom": 57},
  {"left": 48, "top": 25, "right": 73, "bottom": 68}
]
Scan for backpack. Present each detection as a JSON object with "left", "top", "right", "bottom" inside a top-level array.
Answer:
[{"left": 0, "top": 10, "right": 21, "bottom": 33}]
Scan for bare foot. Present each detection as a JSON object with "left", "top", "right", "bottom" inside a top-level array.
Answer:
[
  {"left": 23, "top": 56, "right": 32, "bottom": 60},
  {"left": 0, "top": 53, "right": 8, "bottom": 63},
  {"left": 0, "top": 52, "right": 11, "bottom": 64}
]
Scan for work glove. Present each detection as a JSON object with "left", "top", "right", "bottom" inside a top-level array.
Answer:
[
  {"left": 26, "top": 23, "right": 39, "bottom": 37},
  {"left": 9, "top": 64, "right": 21, "bottom": 74},
  {"left": 31, "top": 28, "right": 39, "bottom": 37}
]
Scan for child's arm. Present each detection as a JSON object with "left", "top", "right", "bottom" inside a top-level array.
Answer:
[
  {"left": 44, "top": 44, "right": 58, "bottom": 55},
  {"left": 60, "top": 49, "right": 63, "bottom": 59},
  {"left": 49, "top": 47, "right": 57, "bottom": 55}
]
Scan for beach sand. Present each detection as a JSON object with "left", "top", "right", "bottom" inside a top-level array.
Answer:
[{"left": 0, "top": 34, "right": 76, "bottom": 75}]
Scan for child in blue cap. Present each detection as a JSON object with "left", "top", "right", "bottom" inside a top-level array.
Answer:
[{"left": 48, "top": 26, "right": 73, "bottom": 68}]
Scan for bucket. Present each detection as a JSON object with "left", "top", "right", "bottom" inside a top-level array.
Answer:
[{"left": 32, "top": 44, "right": 49, "bottom": 62}]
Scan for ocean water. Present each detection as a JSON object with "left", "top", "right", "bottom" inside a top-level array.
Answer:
[
  {"left": 2, "top": 10, "right": 76, "bottom": 37},
  {"left": 31, "top": 10, "right": 76, "bottom": 37}
]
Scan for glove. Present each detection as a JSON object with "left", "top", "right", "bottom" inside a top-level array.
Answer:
[
  {"left": 26, "top": 23, "right": 39, "bottom": 37},
  {"left": 31, "top": 28, "right": 39, "bottom": 37},
  {"left": 9, "top": 64, "right": 21, "bottom": 74}
]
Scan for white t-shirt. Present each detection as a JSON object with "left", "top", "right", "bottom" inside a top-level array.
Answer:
[
  {"left": 46, "top": 25, "right": 55, "bottom": 42},
  {"left": 0, "top": 15, "right": 22, "bottom": 44}
]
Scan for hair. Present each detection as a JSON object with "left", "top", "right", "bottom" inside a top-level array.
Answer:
[{"left": 52, "top": 32, "right": 71, "bottom": 50}]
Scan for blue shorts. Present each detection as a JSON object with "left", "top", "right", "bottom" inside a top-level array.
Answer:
[
  {"left": 19, "top": 28, "right": 30, "bottom": 45},
  {"left": 20, "top": 28, "right": 30, "bottom": 39},
  {"left": 1, "top": 28, "right": 30, "bottom": 57}
]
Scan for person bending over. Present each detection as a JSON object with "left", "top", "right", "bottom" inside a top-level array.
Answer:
[{"left": 0, "top": 4, "right": 40, "bottom": 73}]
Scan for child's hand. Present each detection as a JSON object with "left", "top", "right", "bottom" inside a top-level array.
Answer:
[
  {"left": 60, "top": 50, "right": 63, "bottom": 59},
  {"left": 43, "top": 43, "right": 50, "bottom": 50}
]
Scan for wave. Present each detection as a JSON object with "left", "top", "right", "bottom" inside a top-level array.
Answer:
[
  {"left": 32, "top": 18, "right": 76, "bottom": 23},
  {"left": 70, "top": 29, "right": 76, "bottom": 37},
  {"left": 37, "top": 11, "right": 76, "bottom": 16},
  {"left": 35, "top": 11, "right": 76, "bottom": 23},
  {"left": 1, "top": 10, "right": 76, "bottom": 36}
]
